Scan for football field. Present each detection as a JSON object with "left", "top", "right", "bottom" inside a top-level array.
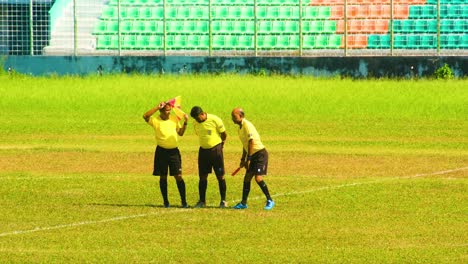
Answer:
[{"left": 0, "top": 75, "right": 467, "bottom": 263}]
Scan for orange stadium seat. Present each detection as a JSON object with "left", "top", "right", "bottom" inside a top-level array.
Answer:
[{"left": 343, "top": 35, "right": 368, "bottom": 49}]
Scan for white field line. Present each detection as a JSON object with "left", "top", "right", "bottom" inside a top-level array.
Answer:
[
  {"left": 0, "top": 210, "right": 193, "bottom": 238},
  {"left": 0, "top": 166, "right": 466, "bottom": 238}
]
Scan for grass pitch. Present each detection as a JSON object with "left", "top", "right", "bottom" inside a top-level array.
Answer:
[{"left": 0, "top": 75, "right": 467, "bottom": 263}]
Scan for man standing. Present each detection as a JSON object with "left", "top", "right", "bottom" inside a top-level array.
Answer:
[
  {"left": 190, "top": 106, "right": 228, "bottom": 208},
  {"left": 231, "top": 107, "right": 275, "bottom": 210},
  {"left": 143, "top": 101, "right": 189, "bottom": 208}
]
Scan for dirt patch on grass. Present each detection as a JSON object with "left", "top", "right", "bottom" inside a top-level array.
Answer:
[{"left": 1, "top": 151, "right": 466, "bottom": 179}]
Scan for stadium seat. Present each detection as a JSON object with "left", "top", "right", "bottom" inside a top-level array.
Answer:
[
  {"left": 345, "top": 35, "right": 368, "bottom": 49},
  {"left": 94, "top": 21, "right": 107, "bottom": 34},
  {"left": 409, "top": 5, "right": 437, "bottom": 19},
  {"left": 258, "top": 21, "right": 272, "bottom": 33},
  {"left": 367, "top": 34, "right": 391, "bottom": 49},
  {"left": 187, "top": 35, "right": 209, "bottom": 49},
  {"left": 285, "top": 21, "right": 299, "bottom": 33},
  {"left": 136, "top": 35, "right": 150, "bottom": 49},
  {"left": 302, "top": 35, "right": 316, "bottom": 49},
  {"left": 302, "top": 21, "right": 324, "bottom": 33},
  {"left": 233, "top": 21, "right": 255, "bottom": 34},
  {"left": 121, "top": 21, "right": 133, "bottom": 33},
  {"left": 212, "top": 35, "right": 226, "bottom": 49},
  {"left": 237, "top": 35, "right": 254, "bottom": 49},
  {"left": 323, "top": 21, "right": 337, "bottom": 33},
  {"left": 148, "top": 35, "right": 163, "bottom": 49},
  {"left": 257, "top": 35, "right": 276, "bottom": 49},
  {"left": 121, "top": 35, "right": 137, "bottom": 49}
]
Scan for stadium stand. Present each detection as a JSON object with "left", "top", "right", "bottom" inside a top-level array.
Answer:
[{"left": 44, "top": 0, "right": 467, "bottom": 53}]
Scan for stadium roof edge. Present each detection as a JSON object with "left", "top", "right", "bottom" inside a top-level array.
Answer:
[{"left": 0, "top": 0, "right": 54, "bottom": 4}]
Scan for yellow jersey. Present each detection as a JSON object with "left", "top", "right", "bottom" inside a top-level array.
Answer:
[
  {"left": 238, "top": 118, "right": 265, "bottom": 155},
  {"left": 147, "top": 115, "right": 181, "bottom": 149},
  {"left": 193, "top": 114, "right": 226, "bottom": 149}
]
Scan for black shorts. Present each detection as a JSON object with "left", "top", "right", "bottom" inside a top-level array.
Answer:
[
  {"left": 153, "top": 146, "right": 182, "bottom": 177},
  {"left": 247, "top": 149, "right": 268, "bottom": 176},
  {"left": 198, "top": 143, "right": 225, "bottom": 177}
]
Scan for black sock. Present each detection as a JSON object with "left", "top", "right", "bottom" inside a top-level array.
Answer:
[
  {"left": 159, "top": 179, "right": 169, "bottom": 204},
  {"left": 199, "top": 179, "right": 207, "bottom": 202},
  {"left": 218, "top": 178, "right": 226, "bottom": 201},
  {"left": 257, "top": 180, "right": 272, "bottom": 201},
  {"left": 242, "top": 181, "right": 251, "bottom": 204},
  {"left": 176, "top": 180, "right": 187, "bottom": 205}
]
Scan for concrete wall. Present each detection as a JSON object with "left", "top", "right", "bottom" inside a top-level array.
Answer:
[{"left": 3, "top": 55, "right": 468, "bottom": 77}]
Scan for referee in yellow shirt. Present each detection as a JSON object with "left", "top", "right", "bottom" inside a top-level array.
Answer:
[
  {"left": 143, "top": 101, "right": 189, "bottom": 208},
  {"left": 190, "top": 106, "right": 228, "bottom": 208},
  {"left": 231, "top": 107, "right": 275, "bottom": 210}
]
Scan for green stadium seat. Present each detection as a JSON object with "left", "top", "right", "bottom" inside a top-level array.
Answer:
[
  {"left": 121, "top": 35, "right": 137, "bottom": 49},
  {"left": 226, "top": 35, "right": 239, "bottom": 49},
  {"left": 124, "top": 7, "right": 140, "bottom": 19},
  {"left": 328, "top": 35, "right": 342, "bottom": 48},
  {"left": 461, "top": 35, "right": 468, "bottom": 48},
  {"left": 166, "top": 21, "right": 182, "bottom": 33},
  {"left": 166, "top": 8, "right": 178, "bottom": 19},
  {"left": 277, "top": 35, "right": 299, "bottom": 49},
  {"left": 285, "top": 21, "right": 298, "bottom": 33},
  {"left": 148, "top": 35, "right": 163, "bottom": 49},
  {"left": 187, "top": 35, "right": 209, "bottom": 49},
  {"left": 196, "top": 21, "right": 209, "bottom": 33},
  {"left": 272, "top": 21, "right": 286, "bottom": 33},
  {"left": 133, "top": 21, "right": 147, "bottom": 34},
  {"left": 233, "top": 21, "right": 254, "bottom": 34},
  {"left": 303, "top": 35, "right": 315, "bottom": 49},
  {"left": 136, "top": 35, "right": 150, "bottom": 49},
  {"left": 120, "top": 21, "right": 133, "bottom": 33},
  {"left": 393, "top": 20, "right": 414, "bottom": 33},
  {"left": 174, "top": 35, "right": 188, "bottom": 49},
  {"left": 258, "top": 21, "right": 272, "bottom": 33},
  {"left": 101, "top": 7, "right": 117, "bottom": 19},
  {"left": 107, "top": 21, "right": 119, "bottom": 33},
  {"left": 421, "top": 35, "right": 437, "bottom": 48},
  {"left": 94, "top": 21, "right": 107, "bottom": 34},
  {"left": 367, "top": 34, "right": 390, "bottom": 49},
  {"left": 318, "top": 6, "right": 331, "bottom": 19},
  {"left": 302, "top": 21, "right": 324, "bottom": 33},
  {"left": 323, "top": 21, "right": 337, "bottom": 33},
  {"left": 153, "top": 7, "right": 164, "bottom": 19},
  {"left": 140, "top": 7, "right": 154, "bottom": 19},
  {"left": 394, "top": 35, "right": 408, "bottom": 49},
  {"left": 441, "top": 5, "right": 466, "bottom": 18},
  {"left": 426, "top": 0, "right": 466, "bottom": 3},
  {"left": 212, "top": 7, "right": 229, "bottom": 19},
  {"left": 146, "top": 21, "right": 163, "bottom": 33},
  {"left": 96, "top": 35, "right": 111, "bottom": 49},
  {"left": 212, "top": 35, "right": 226, "bottom": 49},
  {"left": 303, "top": 7, "right": 318, "bottom": 19},
  {"left": 238, "top": 35, "right": 254, "bottom": 49},
  {"left": 191, "top": 7, "right": 209, "bottom": 19},
  {"left": 314, "top": 36, "right": 329, "bottom": 49},
  {"left": 257, "top": 35, "right": 276, "bottom": 49},
  {"left": 257, "top": 7, "right": 268, "bottom": 19},
  {"left": 409, "top": 5, "right": 436, "bottom": 19}
]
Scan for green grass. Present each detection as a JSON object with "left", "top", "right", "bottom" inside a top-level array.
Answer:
[{"left": 0, "top": 75, "right": 467, "bottom": 263}]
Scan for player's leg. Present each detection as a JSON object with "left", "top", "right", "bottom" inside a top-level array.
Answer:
[
  {"left": 213, "top": 144, "right": 227, "bottom": 207},
  {"left": 160, "top": 175, "right": 170, "bottom": 208},
  {"left": 154, "top": 146, "right": 170, "bottom": 208},
  {"left": 195, "top": 174, "right": 208, "bottom": 208},
  {"left": 169, "top": 148, "right": 188, "bottom": 208},
  {"left": 233, "top": 173, "right": 253, "bottom": 209},
  {"left": 195, "top": 148, "right": 210, "bottom": 207},
  {"left": 253, "top": 149, "right": 275, "bottom": 210}
]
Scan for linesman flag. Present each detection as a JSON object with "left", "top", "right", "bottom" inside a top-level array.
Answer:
[{"left": 166, "top": 96, "right": 186, "bottom": 120}]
